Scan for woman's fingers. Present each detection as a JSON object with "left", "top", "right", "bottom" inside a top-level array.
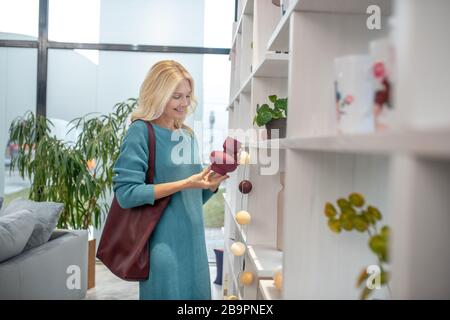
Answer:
[
  {"left": 205, "top": 171, "right": 217, "bottom": 181},
  {"left": 200, "top": 166, "right": 211, "bottom": 179},
  {"left": 209, "top": 174, "right": 229, "bottom": 185},
  {"left": 218, "top": 175, "right": 230, "bottom": 183}
]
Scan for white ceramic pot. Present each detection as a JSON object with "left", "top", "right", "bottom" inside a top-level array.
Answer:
[{"left": 334, "top": 54, "right": 374, "bottom": 134}]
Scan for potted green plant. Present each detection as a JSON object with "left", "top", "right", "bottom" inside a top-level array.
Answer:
[
  {"left": 253, "top": 95, "right": 287, "bottom": 139},
  {"left": 8, "top": 98, "right": 136, "bottom": 288},
  {"left": 324, "top": 192, "right": 391, "bottom": 300}
]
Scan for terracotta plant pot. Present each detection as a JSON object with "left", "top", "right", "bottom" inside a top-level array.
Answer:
[{"left": 265, "top": 118, "right": 286, "bottom": 139}]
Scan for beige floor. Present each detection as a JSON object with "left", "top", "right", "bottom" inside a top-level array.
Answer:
[{"left": 85, "top": 261, "right": 223, "bottom": 300}]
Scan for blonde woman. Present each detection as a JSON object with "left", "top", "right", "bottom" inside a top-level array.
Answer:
[{"left": 112, "top": 60, "right": 229, "bottom": 299}]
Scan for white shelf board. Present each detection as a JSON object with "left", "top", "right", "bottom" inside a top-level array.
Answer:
[
  {"left": 244, "top": 138, "right": 288, "bottom": 150},
  {"left": 242, "top": 0, "right": 254, "bottom": 15},
  {"left": 291, "top": 0, "right": 392, "bottom": 15},
  {"left": 232, "top": 0, "right": 254, "bottom": 50},
  {"left": 231, "top": 18, "right": 243, "bottom": 50},
  {"left": 227, "top": 74, "right": 252, "bottom": 110},
  {"left": 267, "top": 2, "right": 297, "bottom": 52},
  {"left": 247, "top": 245, "right": 283, "bottom": 278},
  {"left": 253, "top": 53, "right": 289, "bottom": 78},
  {"left": 259, "top": 279, "right": 282, "bottom": 300},
  {"left": 241, "top": 74, "right": 252, "bottom": 94},
  {"left": 282, "top": 127, "right": 450, "bottom": 159}
]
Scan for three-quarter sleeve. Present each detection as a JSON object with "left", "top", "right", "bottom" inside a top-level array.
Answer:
[
  {"left": 112, "top": 120, "right": 155, "bottom": 209},
  {"left": 202, "top": 187, "right": 218, "bottom": 205}
]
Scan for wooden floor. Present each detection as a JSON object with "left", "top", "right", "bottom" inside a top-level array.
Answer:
[{"left": 84, "top": 261, "right": 223, "bottom": 300}]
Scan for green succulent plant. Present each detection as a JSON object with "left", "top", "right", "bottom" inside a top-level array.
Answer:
[
  {"left": 252, "top": 95, "right": 287, "bottom": 127},
  {"left": 324, "top": 192, "right": 391, "bottom": 300}
]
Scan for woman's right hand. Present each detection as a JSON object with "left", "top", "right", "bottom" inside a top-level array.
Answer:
[{"left": 185, "top": 166, "right": 229, "bottom": 190}]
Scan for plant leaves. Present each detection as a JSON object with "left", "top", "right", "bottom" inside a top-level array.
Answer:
[{"left": 7, "top": 98, "right": 137, "bottom": 230}]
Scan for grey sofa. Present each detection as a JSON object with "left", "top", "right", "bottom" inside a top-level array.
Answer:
[{"left": 0, "top": 229, "right": 88, "bottom": 300}]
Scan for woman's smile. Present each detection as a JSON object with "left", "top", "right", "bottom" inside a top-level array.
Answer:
[{"left": 174, "top": 107, "right": 185, "bottom": 114}]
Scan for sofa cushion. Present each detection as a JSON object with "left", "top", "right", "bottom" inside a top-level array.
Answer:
[
  {"left": 2, "top": 199, "right": 64, "bottom": 251},
  {"left": 0, "top": 209, "right": 35, "bottom": 262}
]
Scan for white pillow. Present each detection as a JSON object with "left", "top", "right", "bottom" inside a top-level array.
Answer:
[
  {"left": 0, "top": 209, "right": 35, "bottom": 262},
  {"left": 2, "top": 199, "right": 64, "bottom": 251}
]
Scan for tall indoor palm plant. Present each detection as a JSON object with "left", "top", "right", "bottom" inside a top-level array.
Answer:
[{"left": 8, "top": 98, "right": 137, "bottom": 230}]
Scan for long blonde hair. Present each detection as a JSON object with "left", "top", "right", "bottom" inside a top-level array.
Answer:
[{"left": 131, "top": 60, "right": 197, "bottom": 134}]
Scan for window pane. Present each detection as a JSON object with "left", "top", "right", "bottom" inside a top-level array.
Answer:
[
  {"left": 49, "top": 0, "right": 206, "bottom": 46},
  {"left": 201, "top": 54, "right": 230, "bottom": 163},
  {"left": 203, "top": 0, "right": 234, "bottom": 48},
  {"left": 47, "top": 49, "right": 205, "bottom": 123},
  {"left": 0, "top": 47, "right": 36, "bottom": 201},
  {"left": 48, "top": 0, "right": 100, "bottom": 44},
  {"left": 0, "top": 0, "right": 39, "bottom": 40}
]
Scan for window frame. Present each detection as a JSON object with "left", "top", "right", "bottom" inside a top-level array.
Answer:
[{"left": 0, "top": 0, "right": 232, "bottom": 116}]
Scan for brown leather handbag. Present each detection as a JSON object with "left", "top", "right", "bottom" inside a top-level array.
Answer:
[{"left": 96, "top": 120, "right": 171, "bottom": 281}]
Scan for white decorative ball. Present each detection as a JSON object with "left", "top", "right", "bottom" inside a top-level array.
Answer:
[
  {"left": 239, "top": 151, "right": 250, "bottom": 165},
  {"left": 236, "top": 210, "right": 251, "bottom": 225},
  {"left": 230, "top": 242, "right": 246, "bottom": 256}
]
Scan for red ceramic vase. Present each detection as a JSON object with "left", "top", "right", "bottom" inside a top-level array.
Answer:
[{"left": 209, "top": 137, "right": 242, "bottom": 175}]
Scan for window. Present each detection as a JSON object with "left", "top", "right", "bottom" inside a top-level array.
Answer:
[
  {"left": 0, "top": 47, "right": 37, "bottom": 205},
  {"left": 48, "top": 0, "right": 205, "bottom": 47},
  {"left": 0, "top": 0, "right": 39, "bottom": 40}
]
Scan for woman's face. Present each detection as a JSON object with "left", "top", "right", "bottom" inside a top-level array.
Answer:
[{"left": 163, "top": 78, "right": 192, "bottom": 121}]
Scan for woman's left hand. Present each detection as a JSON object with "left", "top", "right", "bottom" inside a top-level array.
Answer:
[{"left": 204, "top": 171, "right": 228, "bottom": 192}]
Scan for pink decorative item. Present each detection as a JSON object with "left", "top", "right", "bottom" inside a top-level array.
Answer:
[
  {"left": 209, "top": 137, "right": 242, "bottom": 176},
  {"left": 370, "top": 38, "right": 395, "bottom": 131},
  {"left": 334, "top": 54, "right": 374, "bottom": 134}
]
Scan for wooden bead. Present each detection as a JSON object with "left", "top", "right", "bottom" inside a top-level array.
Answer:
[{"left": 238, "top": 180, "right": 253, "bottom": 194}]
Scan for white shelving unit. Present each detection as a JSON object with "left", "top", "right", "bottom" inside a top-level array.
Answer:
[
  {"left": 246, "top": 245, "right": 283, "bottom": 278},
  {"left": 224, "top": 0, "right": 450, "bottom": 300},
  {"left": 258, "top": 279, "right": 282, "bottom": 300}
]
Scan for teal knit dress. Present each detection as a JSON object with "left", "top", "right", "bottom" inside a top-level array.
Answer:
[{"left": 112, "top": 120, "right": 216, "bottom": 300}]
